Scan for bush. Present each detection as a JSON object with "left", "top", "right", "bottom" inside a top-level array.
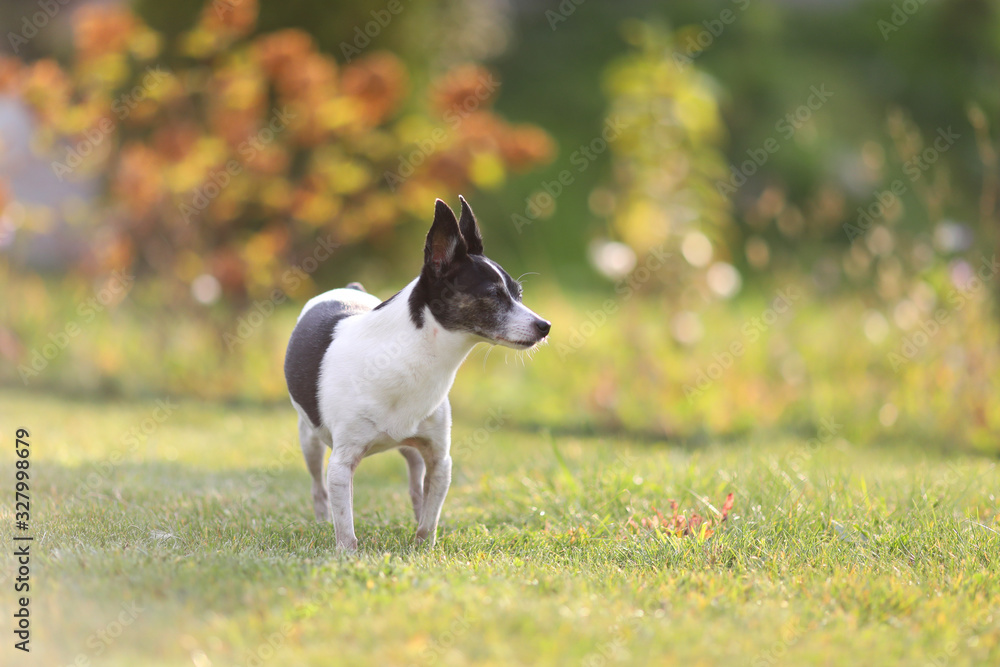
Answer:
[{"left": 0, "top": 0, "right": 553, "bottom": 307}]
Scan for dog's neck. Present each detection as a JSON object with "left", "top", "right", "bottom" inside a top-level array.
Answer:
[{"left": 365, "top": 277, "right": 478, "bottom": 391}]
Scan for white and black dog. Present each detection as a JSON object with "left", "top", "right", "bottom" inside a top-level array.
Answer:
[{"left": 284, "top": 196, "right": 550, "bottom": 551}]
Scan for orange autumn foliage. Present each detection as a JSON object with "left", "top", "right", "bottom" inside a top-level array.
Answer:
[{"left": 6, "top": 1, "right": 553, "bottom": 305}]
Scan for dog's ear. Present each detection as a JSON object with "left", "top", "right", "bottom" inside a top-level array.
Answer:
[
  {"left": 424, "top": 199, "right": 467, "bottom": 274},
  {"left": 458, "top": 195, "right": 484, "bottom": 255}
]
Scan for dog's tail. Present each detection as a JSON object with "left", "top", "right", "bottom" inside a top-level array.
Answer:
[{"left": 345, "top": 282, "right": 366, "bottom": 292}]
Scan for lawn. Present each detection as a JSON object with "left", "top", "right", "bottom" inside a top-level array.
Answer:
[{"left": 1, "top": 389, "right": 998, "bottom": 666}]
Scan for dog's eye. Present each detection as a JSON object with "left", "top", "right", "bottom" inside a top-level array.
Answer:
[{"left": 494, "top": 284, "right": 515, "bottom": 301}]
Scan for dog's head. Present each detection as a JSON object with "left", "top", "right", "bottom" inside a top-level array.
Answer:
[{"left": 409, "top": 196, "right": 550, "bottom": 349}]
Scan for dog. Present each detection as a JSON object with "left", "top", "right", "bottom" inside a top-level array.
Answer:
[{"left": 284, "top": 196, "right": 550, "bottom": 551}]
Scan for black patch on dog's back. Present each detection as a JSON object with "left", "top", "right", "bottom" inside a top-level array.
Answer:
[
  {"left": 373, "top": 289, "right": 400, "bottom": 312},
  {"left": 284, "top": 298, "right": 373, "bottom": 427}
]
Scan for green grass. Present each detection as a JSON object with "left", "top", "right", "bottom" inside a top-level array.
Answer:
[{"left": 1, "top": 389, "right": 998, "bottom": 666}]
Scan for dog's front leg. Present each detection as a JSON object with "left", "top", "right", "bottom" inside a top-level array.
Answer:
[{"left": 326, "top": 450, "right": 360, "bottom": 552}]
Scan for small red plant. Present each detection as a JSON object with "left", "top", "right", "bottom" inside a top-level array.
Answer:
[{"left": 626, "top": 493, "right": 735, "bottom": 540}]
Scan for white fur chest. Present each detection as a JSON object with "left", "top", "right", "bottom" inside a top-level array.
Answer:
[{"left": 317, "top": 282, "right": 475, "bottom": 442}]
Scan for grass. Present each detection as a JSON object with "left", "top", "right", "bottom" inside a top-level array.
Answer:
[{"left": 1, "top": 389, "right": 998, "bottom": 666}]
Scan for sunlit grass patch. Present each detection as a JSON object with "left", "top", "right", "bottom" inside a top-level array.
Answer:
[{"left": 1, "top": 390, "right": 998, "bottom": 665}]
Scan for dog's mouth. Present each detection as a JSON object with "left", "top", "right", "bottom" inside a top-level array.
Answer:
[{"left": 494, "top": 335, "right": 546, "bottom": 350}]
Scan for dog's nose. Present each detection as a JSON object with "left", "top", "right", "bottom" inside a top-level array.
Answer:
[{"left": 533, "top": 319, "right": 551, "bottom": 337}]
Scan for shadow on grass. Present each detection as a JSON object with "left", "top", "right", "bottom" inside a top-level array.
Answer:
[
  {"left": 33, "top": 459, "right": 428, "bottom": 552},
  {"left": 29, "top": 460, "right": 652, "bottom": 574}
]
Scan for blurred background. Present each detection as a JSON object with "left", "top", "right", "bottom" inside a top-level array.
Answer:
[{"left": 1, "top": 0, "right": 998, "bottom": 451}]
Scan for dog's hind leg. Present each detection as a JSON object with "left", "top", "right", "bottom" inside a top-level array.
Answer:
[
  {"left": 298, "top": 417, "right": 330, "bottom": 522},
  {"left": 399, "top": 446, "right": 425, "bottom": 523},
  {"left": 415, "top": 448, "right": 451, "bottom": 547}
]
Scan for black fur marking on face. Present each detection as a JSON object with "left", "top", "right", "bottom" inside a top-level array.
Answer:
[
  {"left": 408, "top": 277, "right": 430, "bottom": 328},
  {"left": 284, "top": 297, "right": 374, "bottom": 427},
  {"left": 487, "top": 258, "right": 523, "bottom": 302},
  {"left": 409, "top": 254, "right": 517, "bottom": 338},
  {"left": 408, "top": 196, "right": 516, "bottom": 335}
]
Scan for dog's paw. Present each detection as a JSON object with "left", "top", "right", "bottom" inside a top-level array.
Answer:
[
  {"left": 414, "top": 527, "right": 436, "bottom": 547},
  {"left": 335, "top": 537, "right": 359, "bottom": 553}
]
